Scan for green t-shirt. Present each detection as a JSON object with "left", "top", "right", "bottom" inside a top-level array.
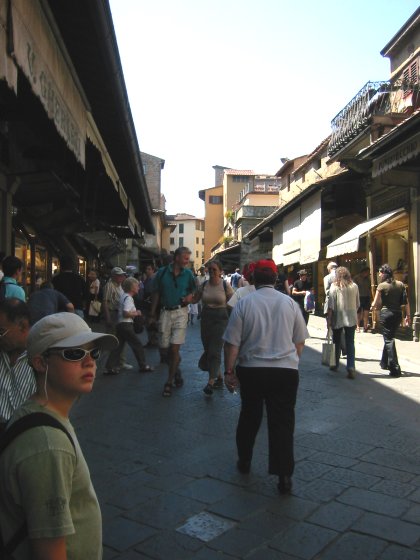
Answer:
[
  {"left": 0, "top": 401, "right": 102, "bottom": 559},
  {"left": 378, "top": 280, "right": 405, "bottom": 313}
]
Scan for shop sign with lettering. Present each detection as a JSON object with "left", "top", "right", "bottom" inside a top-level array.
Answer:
[{"left": 372, "top": 132, "right": 420, "bottom": 178}]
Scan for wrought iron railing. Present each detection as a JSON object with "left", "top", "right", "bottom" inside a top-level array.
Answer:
[{"left": 328, "top": 79, "right": 419, "bottom": 156}]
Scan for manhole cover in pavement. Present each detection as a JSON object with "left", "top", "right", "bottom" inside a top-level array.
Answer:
[{"left": 176, "top": 511, "right": 236, "bottom": 542}]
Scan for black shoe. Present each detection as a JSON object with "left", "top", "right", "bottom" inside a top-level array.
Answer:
[
  {"left": 236, "top": 459, "right": 251, "bottom": 474},
  {"left": 389, "top": 368, "right": 401, "bottom": 377},
  {"left": 277, "top": 475, "right": 293, "bottom": 495},
  {"left": 203, "top": 383, "right": 213, "bottom": 396},
  {"left": 379, "top": 362, "right": 389, "bottom": 370}
]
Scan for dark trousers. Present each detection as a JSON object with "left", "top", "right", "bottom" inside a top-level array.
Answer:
[
  {"left": 379, "top": 309, "right": 401, "bottom": 374},
  {"left": 106, "top": 322, "right": 146, "bottom": 370},
  {"left": 236, "top": 366, "right": 299, "bottom": 476}
]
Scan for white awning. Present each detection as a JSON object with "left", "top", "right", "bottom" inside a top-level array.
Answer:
[
  {"left": 300, "top": 192, "right": 321, "bottom": 265},
  {"left": 326, "top": 210, "right": 404, "bottom": 258},
  {"left": 282, "top": 208, "right": 301, "bottom": 266},
  {"left": 271, "top": 192, "right": 321, "bottom": 266}
]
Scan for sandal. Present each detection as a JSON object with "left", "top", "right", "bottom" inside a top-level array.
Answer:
[
  {"left": 174, "top": 372, "right": 184, "bottom": 387},
  {"left": 162, "top": 383, "right": 172, "bottom": 397},
  {"left": 139, "top": 365, "right": 155, "bottom": 372}
]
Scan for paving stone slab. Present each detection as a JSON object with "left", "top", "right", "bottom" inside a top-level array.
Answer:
[
  {"left": 371, "top": 479, "right": 417, "bottom": 498},
  {"left": 108, "top": 551, "right": 152, "bottom": 560},
  {"left": 246, "top": 547, "right": 300, "bottom": 560},
  {"left": 126, "top": 494, "right": 204, "bottom": 530},
  {"left": 176, "top": 512, "right": 236, "bottom": 542},
  {"left": 207, "top": 490, "right": 273, "bottom": 521},
  {"left": 309, "top": 451, "right": 359, "bottom": 468},
  {"left": 319, "top": 531, "right": 387, "bottom": 560},
  {"left": 293, "top": 459, "right": 334, "bottom": 481},
  {"left": 102, "top": 516, "right": 158, "bottom": 552},
  {"left": 308, "top": 501, "right": 363, "bottom": 531},
  {"left": 409, "top": 487, "right": 420, "bottom": 503},
  {"left": 206, "top": 527, "right": 267, "bottom": 556},
  {"left": 352, "top": 512, "right": 420, "bottom": 546},
  {"left": 134, "top": 528, "right": 203, "bottom": 559},
  {"left": 360, "top": 448, "right": 420, "bottom": 475},
  {"left": 238, "top": 510, "right": 295, "bottom": 539},
  {"left": 269, "top": 521, "right": 337, "bottom": 559},
  {"left": 267, "top": 496, "right": 319, "bottom": 520},
  {"left": 296, "top": 433, "right": 374, "bottom": 458},
  {"left": 351, "top": 461, "right": 416, "bottom": 483},
  {"left": 189, "top": 547, "right": 240, "bottom": 559},
  {"left": 292, "top": 478, "right": 347, "bottom": 503},
  {"left": 247, "top": 476, "right": 299, "bottom": 499},
  {"left": 402, "top": 503, "right": 420, "bottom": 524},
  {"left": 379, "top": 543, "right": 420, "bottom": 560},
  {"left": 144, "top": 472, "right": 196, "bottom": 492},
  {"left": 337, "top": 487, "right": 410, "bottom": 517},
  {"left": 173, "top": 477, "right": 237, "bottom": 504},
  {"left": 107, "top": 482, "right": 162, "bottom": 510},
  {"left": 321, "top": 466, "right": 380, "bottom": 489}
]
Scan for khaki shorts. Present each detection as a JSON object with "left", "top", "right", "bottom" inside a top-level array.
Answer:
[{"left": 159, "top": 307, "right": 188, "bottom": 347}]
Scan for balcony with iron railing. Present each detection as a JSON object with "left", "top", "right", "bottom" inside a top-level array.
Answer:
[{"left": 328, "top": 79, "right": 420, "bottom": 157}]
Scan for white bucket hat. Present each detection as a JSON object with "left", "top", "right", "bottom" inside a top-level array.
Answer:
[{"left": 27, "top": 313, "right": 118, "bottom": 363}]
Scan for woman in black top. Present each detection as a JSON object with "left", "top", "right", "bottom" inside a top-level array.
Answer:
[{"left": 371, "top": 264, "right": 410, "bottom": 377}]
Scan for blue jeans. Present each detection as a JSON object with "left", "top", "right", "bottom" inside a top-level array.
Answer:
[{"left": 333, "top": 326, "right": 356, "bottom": 369}]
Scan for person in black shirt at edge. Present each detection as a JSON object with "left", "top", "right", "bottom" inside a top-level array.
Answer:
[{"left": 292, "top": 269, "right": 311, "bottom": 325}]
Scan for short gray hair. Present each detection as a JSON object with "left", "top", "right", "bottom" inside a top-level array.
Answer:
[{"left": 122, "top": 277, "right": 139, "bottom": 293}]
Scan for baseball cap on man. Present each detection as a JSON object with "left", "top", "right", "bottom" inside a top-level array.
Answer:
[
  {"left": 253, "top": 260, "right": 277, "bottom": 275},
  {"left": 27, "top": 313, "right": 118, "bottom": 363},
  {"left": 298, "top": 269, "right": 308, "bottom": 276},
  {"left": 111, "top": 266, "right": 126, "bottom": 276}
]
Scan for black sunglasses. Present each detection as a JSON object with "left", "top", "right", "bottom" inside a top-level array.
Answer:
[{"left": 46, "top": 347, "right": 101, "bottom": 362}]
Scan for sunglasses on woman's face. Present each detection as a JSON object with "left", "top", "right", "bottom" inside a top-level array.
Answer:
[{"left": 46, "top": 347, "right": 101, "bottom": 362}]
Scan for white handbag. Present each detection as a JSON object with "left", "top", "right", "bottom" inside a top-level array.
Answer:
[{"left": 322, "top": 330, "right": 336, "bottom": 367}]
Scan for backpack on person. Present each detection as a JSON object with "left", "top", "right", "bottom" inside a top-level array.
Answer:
[{"left": 0, "top": 413, "right": 75, "bottom": 557}]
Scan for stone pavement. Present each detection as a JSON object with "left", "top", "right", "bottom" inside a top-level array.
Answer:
[{"left": 71, "top": 316, "right": 420, "bottom": 559}]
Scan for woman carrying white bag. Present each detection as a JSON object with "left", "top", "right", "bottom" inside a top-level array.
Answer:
[{"left": 326, "top": 267, "right": 360, "bottom": 379}]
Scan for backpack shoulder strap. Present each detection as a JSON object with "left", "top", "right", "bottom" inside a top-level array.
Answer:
[
  {"left": 0, "top": 413, "right": 75, "bottom": 555},
  {"left": 223, "top": 280, "right": 227, "bottom": 293},
  {"left": 0, "top": 412, "right": 75, "bottom": 454}
]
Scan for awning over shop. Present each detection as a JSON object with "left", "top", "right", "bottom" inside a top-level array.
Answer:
[
  {"left": 272, "top": 192, "right": 321, "bottom": 266},
  {"left": 372, "top": 132, "right": 420, "bottom": 177},
  {"left": 326, "top": 209, "right": 404, "bottom": 258},
  {"left": 282, "top": 208, "right": 301, "bottom": 266},
  {"left": 300, "top": 192, "right": 321, "bottom": 265}
]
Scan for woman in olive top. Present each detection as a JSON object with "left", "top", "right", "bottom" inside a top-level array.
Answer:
[
  {"left": 194, "top": 260, "right": 234, "bottom": 395},
  {"left": 371, "top": 264, "right": 410, "bottom": 377}
]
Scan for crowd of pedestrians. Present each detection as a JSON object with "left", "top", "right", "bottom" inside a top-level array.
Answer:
[{"left": 0, "top": 248, "right": 413, "bottom": 557}]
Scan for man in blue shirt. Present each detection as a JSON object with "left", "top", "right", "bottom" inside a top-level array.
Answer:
[
  {"left": 0, "top": 256, "right": 26, "bottom": 302},
  {"left": 150, "top": 247, "right": 196, "bottom": 397},
  {"left": 230, "top": 268, "right": 242, "bottom": 291}
]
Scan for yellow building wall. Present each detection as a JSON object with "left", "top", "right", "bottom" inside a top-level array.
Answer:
[{"left": 203, "top": 185, "right": 223, "bottom": 261}]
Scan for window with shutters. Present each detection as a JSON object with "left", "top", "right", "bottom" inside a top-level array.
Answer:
[{"left": 402, "top": 58, "right": 418, "bottom": 97}]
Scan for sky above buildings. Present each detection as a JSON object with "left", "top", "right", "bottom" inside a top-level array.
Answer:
[{"left": 109, "top": 0, "right": 419, "bottom": 218}]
